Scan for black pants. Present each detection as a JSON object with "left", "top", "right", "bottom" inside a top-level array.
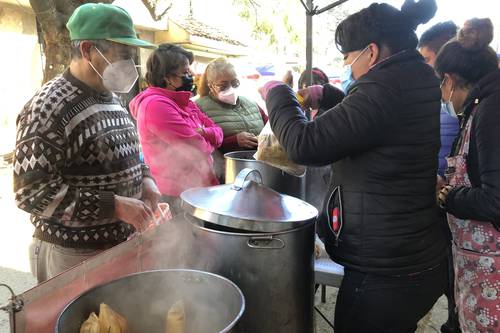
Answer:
[
  {"left": 441, "top": 245, "right": 462, "bottom": 333},
  {"left": 334, "top": 261, "right": 447, "bottom": 333},
  {"left": 439, "top": 210, "right": 462, "bottom": 333}
]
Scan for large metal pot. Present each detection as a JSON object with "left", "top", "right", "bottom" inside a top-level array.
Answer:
[
  {"left": 224, "top": 150, "right": 306, "bottom": 200},
  {"left": 55, "top": 269, "right": 245, "bottom": 333},
  {"left": 181, "top": 169, "right": 318, "bottom": 333}
]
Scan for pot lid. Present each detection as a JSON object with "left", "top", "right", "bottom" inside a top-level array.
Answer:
[{"left": 180, "top": 168, "right": 318, "bottom": 232}]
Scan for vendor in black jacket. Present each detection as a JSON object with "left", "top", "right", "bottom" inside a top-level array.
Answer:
[{"left": 260, "top": 1, "right": 447, "bottom": 332}]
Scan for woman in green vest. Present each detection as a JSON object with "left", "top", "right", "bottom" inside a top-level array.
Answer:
[{"left": 196, "top": 57, "right": 268, "bottom": 154}]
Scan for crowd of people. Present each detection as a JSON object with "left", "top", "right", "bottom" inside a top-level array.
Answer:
[{"left": 11, "top": 1, "right": 500, "bottom": 332}]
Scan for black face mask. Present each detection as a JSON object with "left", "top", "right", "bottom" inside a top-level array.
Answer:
[{"left": 175, "top": 75, "right": 197, "bottom": 95}]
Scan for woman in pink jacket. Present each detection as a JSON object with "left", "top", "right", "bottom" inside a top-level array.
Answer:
[{"left": 130, "top": 44, "right": 223, "bottom": 213}]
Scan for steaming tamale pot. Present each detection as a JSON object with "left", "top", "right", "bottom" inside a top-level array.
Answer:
[
  {"left": 181, "top": 168, "right": 318, "bottom": 333},
  {"left": 55, "top": 269, "right": 245, "bottom": 333}
]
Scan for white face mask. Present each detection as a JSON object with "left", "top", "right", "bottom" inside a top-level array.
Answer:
[
  {"left": 217, "top": 86, "right": 238, "bottom": 105},
  {"left": 441, "top": 79, "right": 457, "bottom": 118},
  {"left": 88, "top": 47, "right": 139, "bottom": 94}
]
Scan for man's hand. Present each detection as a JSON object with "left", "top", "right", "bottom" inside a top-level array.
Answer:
[
  {"left": 115, "top": 195, "right": 154, "bottom": 232},
  {"left": 142, "top": 177, "right": 161, "bottom": 211},
  {"left": 236, "top": 132, "right": 258, "bottom": 149}
]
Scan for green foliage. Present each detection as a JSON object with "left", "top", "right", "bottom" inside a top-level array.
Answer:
[
  {"left": 283, "top": 14, "right": 294, "bottom": 34},
  {"left": 256, "top": 20, "right": 273, "bottom": 35},
  {"left": 232, "top": 0, "right": 302, "bottom": 52},
  {"left": 238, "top": 8, "right": 251, "bottom": 20}
]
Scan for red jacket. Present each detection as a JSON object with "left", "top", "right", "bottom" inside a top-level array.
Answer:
[{"left": 130, "top": 87, "right": 223, "bottom": 196}]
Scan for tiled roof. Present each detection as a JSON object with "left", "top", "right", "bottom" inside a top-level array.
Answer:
[{"left": 174, "top": 16, "right": 246, "bottom": 47}]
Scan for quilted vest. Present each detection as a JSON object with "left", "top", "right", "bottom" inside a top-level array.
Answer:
[{"left": 196, "top": 96, "right": 264, "bottom": 137}]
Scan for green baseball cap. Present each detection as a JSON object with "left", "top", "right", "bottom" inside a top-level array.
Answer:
[{"left": 66, "top": 3, "right": 156, "bottom": 49}]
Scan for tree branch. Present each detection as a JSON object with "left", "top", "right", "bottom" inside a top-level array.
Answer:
[
  {"left": 299, "top": 0, "right": 310, "bottom": 13},
  {"left": 248, "top": 0, "right": 260, "bottom": 7},
  {"left": 140, "top": 0, "right": 173, "bottom": 21},
  {"left": 314, "top": 0, "right": 350, "bottom": 15}
]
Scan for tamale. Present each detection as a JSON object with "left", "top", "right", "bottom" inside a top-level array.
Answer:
[
  {"left": 99, "top": 303, "right": 128, "bottom": 333},
  {"left": 79, "top": 312, "right": 100, "bottom": 333},
  {"left": 165, "top": 300, "right": 185, "bottom": 333}
]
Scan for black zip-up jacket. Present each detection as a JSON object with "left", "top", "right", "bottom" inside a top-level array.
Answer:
[
  {"left": 446, "top": 69, "right": 500, "bottom": 227},
  {"left": 267, "top": 50, "right": 447, "bottom": 275},
  {"left": 316, "top": 83, "right": 345, "bottom": 118}
]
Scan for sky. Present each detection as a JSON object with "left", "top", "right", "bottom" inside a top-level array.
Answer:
[
  {"left": 309, "top": 0, "right": 500, "bottom": 69},
  {"left": 323, "top": 0, "right": 500, "bottom": 49},
  {"left": 183, "top": 0, "right": 500, "bottom": 72}
]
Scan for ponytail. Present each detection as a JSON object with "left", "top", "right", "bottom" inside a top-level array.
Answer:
[{"left": 198, "top": 70, "right": 210, "bottom": 97}]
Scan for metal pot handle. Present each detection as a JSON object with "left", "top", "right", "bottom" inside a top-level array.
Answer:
[
  {"left": 232, "top": 168, "right": 263, "bottom": 191},
  {"left": 247, "top": 236, "right": 285, "bottom": 249},
  {"left": 0, "top": 283, "right": 23, "bottom": 333}
]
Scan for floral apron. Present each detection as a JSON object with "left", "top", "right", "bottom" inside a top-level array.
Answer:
[{"left": 446, "top": 108, "right": 500, "bottom": 333}]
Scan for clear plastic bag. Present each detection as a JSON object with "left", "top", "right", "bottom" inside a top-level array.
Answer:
[
  {"left": 127, "top": 203, "right": 173, "bottom": 240},
  {"left": 254, "top": 123, "right": 306, "bottom": 176},
  {"left": 154, "top": 202, "right": 173, "bottom": 225}
]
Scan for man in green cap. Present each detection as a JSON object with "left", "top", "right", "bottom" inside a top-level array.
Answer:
[{"left": 13, "top": 3, "right": 160, "bottom": 283}]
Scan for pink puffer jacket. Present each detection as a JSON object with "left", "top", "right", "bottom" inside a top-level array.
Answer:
[{"left": 130, "top": 87, "right": 223, "bottom": 196}]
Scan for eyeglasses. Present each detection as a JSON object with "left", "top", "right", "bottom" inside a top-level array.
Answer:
[
  {"left": 212, "top": 79, "right": 240, "bottom": 91},
  {"left": 94, "top": 46, "right": 136, "bottom": 65}
]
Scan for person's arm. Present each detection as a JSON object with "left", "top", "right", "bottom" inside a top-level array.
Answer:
[
  {"left": 146, "top": 99, "right": 215, "bottom": 154},
  {"left": 446, "top": 99, "right": 500, "bottom": 226},
  {"left": 141, "top": 163, "right": 154, "bottom": 180},
  {"left": 14, "top": 152, "right": 117, "bottom": 223},
  {"left": 141, "top": 170, "right": 160, "bottom": 211},
  {"left": 138, "top": 144, "right": 160, "bottom": 210},
  {"left": 319, "top": 83, "right": 345, "bottom": 111},
  {"left": 266, "top": 83, "right": 399, "bottom": 166},
  {"left": 193, "top": 103, "right": 224, "bottom": 149},
  {"left": 221, "top": 102, "right": 266, "bottom": 151},
  {"left": 258, "top": 105, "right": 269, "bottom": 124},
  {"left": 221, "top": 135, "right": 240, "bottom": 151},
  {"left": 14, "top": 112, "right": 114, "bottom": 223},
  {"left": 221, "top": 102, "right": 265, "bottom": 151}
]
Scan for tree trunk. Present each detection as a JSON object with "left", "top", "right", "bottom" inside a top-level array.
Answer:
[
  {"left": 39, "top": 26, "right": 72, "bottom": 83},
  {"left": 30, "top": 0, "right": 170, "bottom": 84},
  {"left": 29, "top": 0, "right": 113, "bottom": 83}
]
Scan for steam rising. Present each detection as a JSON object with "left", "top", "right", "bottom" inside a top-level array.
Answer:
[
  {"left": 67, "top": 269, "right": 243, "bottom": 333},
  {"left": 123, "top": 217, "right": 234, "bottom": 332},
  {"left": 141, "top": 136, "right": 219, "bottom": 195},
  {"left": 57, "top": 218, "right": 243, "bottom": 333}
]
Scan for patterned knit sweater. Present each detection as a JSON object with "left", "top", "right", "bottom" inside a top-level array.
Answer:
[{"left": 14, "top": 70, "right": 151, "bottom": 249}]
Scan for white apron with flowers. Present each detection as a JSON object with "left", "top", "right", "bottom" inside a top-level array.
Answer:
[{"left": 446, "top": 108, "right": 500, "bottom": 333}]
